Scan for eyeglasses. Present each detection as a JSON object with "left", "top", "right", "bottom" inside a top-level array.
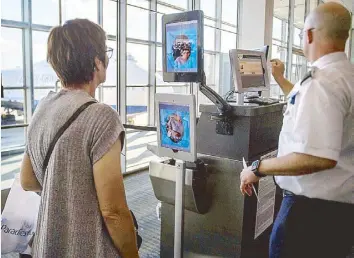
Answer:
[
  {"left": 299, "top": 31, "right": 304, "bottom": 40},
  {"left": 106, "top": 47, "right": 113, "bottom": 59},
  {"left": 299, "top": 28, "right": 316, "bottom": 40}
]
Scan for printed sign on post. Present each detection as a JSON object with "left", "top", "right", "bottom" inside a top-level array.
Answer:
[{"left": 254, "top": 149, "right": 278, "bottom": 239}]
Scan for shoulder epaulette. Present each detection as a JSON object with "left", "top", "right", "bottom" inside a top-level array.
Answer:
[{"left": 300, "top": 71, "right": 312, "bottom": 85}]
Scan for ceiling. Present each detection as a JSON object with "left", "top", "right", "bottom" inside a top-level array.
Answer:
[{"left": 274, "top": 0, "right": 353, "bottom": 29}]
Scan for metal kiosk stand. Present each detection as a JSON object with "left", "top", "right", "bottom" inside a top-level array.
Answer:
[
  {"left": 154, "top": 93, "right": 207, "bottom": 258},
  {"left": 174, "top": 160, "right": 185, "bottom": 258}
]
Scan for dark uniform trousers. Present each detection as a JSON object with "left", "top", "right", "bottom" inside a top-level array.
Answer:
[{"left": 270, "top": 192, "right": 354, "bottom": 258}]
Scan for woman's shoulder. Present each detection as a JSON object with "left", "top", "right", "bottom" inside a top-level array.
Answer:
[
  {"left": 90, "top": 103, "right": 120, "bottom": 119},
  {"left": 87, "top": 103, "right": 123, "bottom": 131}
]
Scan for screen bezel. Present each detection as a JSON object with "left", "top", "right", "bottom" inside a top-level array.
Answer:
[
  {"left": 229, "top": 49, "right": 270, "bottom": 93},
  {"left": 156, "top": 93, "right": 197, "bottom": 162},
  {"left": 162, "top": 10, "right": 204, "bottom": 83}
]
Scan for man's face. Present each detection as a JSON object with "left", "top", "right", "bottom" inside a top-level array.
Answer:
[
  {"left": 302, "top": 18, "right": 313, "bottom": 60},
  {"left": 302, "top": 28, "right": 310, "bottom": 59}
]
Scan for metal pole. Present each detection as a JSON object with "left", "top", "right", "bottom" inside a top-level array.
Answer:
[
  {"left": 286, "top": 0, "right": 295, "bottom": 81},
  {"left": 174, "top": 160, "right": 186, "bottom": 258}
]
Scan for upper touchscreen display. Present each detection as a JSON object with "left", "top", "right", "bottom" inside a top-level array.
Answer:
[{"left": 165, "top": 20, "right": 198, "bottom": 73}]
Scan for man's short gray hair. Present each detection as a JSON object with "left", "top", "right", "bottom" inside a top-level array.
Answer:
[{"left": 306, "top": 2, "right": 351, "bottom": 42}]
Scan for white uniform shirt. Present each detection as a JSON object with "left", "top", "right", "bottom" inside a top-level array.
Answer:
[{"left": 275, "top": 52, "right": 354, "bottom": 204}]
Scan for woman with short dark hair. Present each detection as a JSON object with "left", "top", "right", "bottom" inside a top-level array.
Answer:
[{"left": 20, "top": 19, "right": 139, "bottom": 258}]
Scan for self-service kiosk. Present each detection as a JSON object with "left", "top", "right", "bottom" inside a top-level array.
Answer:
[{"left": 149, "top": 10, "right": 286, "bottom": 258}]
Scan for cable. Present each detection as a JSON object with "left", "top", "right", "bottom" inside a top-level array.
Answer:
[{"left": 224, "top": 89, "right": 235, "bottom": 102}]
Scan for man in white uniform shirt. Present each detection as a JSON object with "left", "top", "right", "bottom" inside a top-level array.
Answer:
[{"left": 239, "top": 2, "right": 354, "bottom": 258}]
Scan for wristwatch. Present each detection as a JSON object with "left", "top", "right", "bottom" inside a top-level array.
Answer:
[{"left": 251, "top": 160, "right": 266, "bottom": 177}]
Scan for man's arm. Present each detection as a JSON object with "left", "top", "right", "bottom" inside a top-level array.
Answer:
[
  {"left": 273, "top": 76, "right": 294, "bottom": 97},
  {"left": 259, "top": 152, "right": 337, "bottom": 176},
  {"left": 240, "top": 153, "right": 337, "bottom": 195},
  {"left": 20, "top": 153, "right": 42, "bottom": 192},
  {"left": 240, "top": 78, "right": 346, "bottom": 194},
  {"left": 270, "top": 59, "right": 294, "bottom": 96},
  {"left": 93, "top": 139, "right": 139, "bottom": 258}
]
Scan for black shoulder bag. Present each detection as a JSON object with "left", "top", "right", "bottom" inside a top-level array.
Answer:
[{"left": 28, "top": 100, "right": 142, "bottom": 252}]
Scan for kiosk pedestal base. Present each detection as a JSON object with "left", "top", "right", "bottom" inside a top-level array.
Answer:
[{"left": 158, "top": 154, "right": 282, "bottom": 258}]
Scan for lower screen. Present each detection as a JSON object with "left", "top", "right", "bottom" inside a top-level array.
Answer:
[
  {"left": 159, "top": 103, "right": 191, "bottom": 152},
  {"left": 238, "top": 54, "right": 266, "bottom": 89},
  {"left": 165, "top": 20, "right": 198, "bottom": 73}
]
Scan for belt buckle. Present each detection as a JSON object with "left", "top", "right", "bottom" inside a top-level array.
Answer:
[{"left": 283, "top": 190, "right": 294, "bottom": 197}]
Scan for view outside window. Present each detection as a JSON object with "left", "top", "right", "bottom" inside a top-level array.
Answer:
[
  {"left": 61, "top": 0, "right": 98, "bottom": 23},
  {"left": 200, "top": 0, "right": 216, "bottom": 18},
  {"left": 103, "top": 0, "right": 117, "bottom": 36},
  {"left": 127, "top": 5, "right": 149, "bottom": 40},
  {"left": 198, "top": 0, "right": 237, "bottom": 107},
  {"left": 294, "top": 0, "right": 305, "bottom": 29},
  {"left": 1, "top": 0, "right": 22, "bottom": 21},
  {"left": 272, "top": 0, "right": 289, "bottom": 98},
  {"left": 293, "top": 27, "right": 301, "bottom": 47},
  {"left": 1, "top": 24, "right": 26, "bottom": 185},
  {"left": 271, "top": 0, "right": 326, "bottom": 97},
  {"left": 159, "top": 0, "right": 188, "bottom": 9},
  {"left": 32, "top": 0, "right": 59, "bottom": 26},
  {"left": 272, "top": 17, "right": 282, "bottom": 40},
  {"left": 100, "top": 39, "right": 118, "bottom": 109},
  {"left": 222, "top": 0, "right": 238, "bottom": 25},
  {"left": 290, "top": 0, "right": 307, "bottom": 83},
  {"left": 1, "top": 28, "right": 24, "bottom": 88},
  {"left": 221, "top": 24, "right": 237, "bottom": 53},
  {"left": 125, "top": 0, "right": 189, "bottom": 170},
  {"left": 204, "top": 19, "right": 216, "bottom": 51},
  {"left": 32, "top": 31, "right": 58, "bottom": 104}
]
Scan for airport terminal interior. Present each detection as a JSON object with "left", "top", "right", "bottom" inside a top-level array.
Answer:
[{"left": 1, "top": 0, "right": 354, "bottom": 257}]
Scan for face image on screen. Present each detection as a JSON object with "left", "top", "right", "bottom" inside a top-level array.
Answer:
[
  {"left": 159, "top": 103, "right": 191, "bottom": 152},
  {"left": 238, "top": 54, "right": 266, "bottom": 88},
  {"left": 166, "top": 20, "right": 198, "bottom": 73}
]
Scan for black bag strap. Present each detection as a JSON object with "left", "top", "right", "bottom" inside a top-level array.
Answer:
[{"left": 42, "top": 100, "right": 96, "bottom": 173}]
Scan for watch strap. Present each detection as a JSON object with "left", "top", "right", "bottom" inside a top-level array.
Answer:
[{"left": 252, "top": 160, "right": 266, "bottom": 177}]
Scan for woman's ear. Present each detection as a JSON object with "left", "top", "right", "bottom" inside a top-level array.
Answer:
[{"left": 94, "top": 56, "right": 102, "bottom": 72}]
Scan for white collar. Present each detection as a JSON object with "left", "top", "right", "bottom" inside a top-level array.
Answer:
[{"left": 311, "top": 52, "right": 347, "bottom": 69}]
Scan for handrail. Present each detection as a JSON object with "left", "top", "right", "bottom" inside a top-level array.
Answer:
[
  {"left": 123, "top": 124, "right": 157, "bottom": 131},
  {"left": 1, "top": 124, "right": 29, "bottom": 129}
]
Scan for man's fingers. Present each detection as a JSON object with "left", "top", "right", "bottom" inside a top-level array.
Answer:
[
  {"left": 240, "top": 181, "right": 253, "bottom": 197},
  {"left": 246, "top": 185, "right": 253, "bottom": 196},
  {"left": 240, "top": 182, "right": 247, "bottom": 195},
  {"left": 241, "top": 176, "right": 249, "bottom": 186}
]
